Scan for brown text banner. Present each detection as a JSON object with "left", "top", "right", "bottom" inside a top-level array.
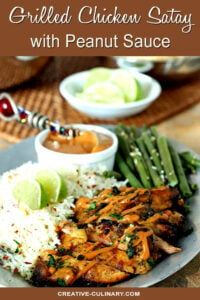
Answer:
[
  {"left": 0, "top": 287, "right": 200, "bottom": 300},
  {"left": 0, "top": 0, "right": 199, "bottom": 55}
]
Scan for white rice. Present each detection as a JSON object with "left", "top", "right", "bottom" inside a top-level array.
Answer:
[{"left": 0, "top": 162, "right": 126, "bottom": 280}]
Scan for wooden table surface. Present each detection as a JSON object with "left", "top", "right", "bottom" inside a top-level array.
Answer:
[{"left": 0, "top": 101, "right": 200, "bottom": 288}]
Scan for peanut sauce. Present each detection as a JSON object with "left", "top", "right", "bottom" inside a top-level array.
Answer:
[{"left": 43, "top": 131, "right": 113, "bottom": 154}]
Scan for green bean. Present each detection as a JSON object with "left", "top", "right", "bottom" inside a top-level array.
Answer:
[
  {"left": 136, "top": 137, "right": 164, "bottom": 187},
  {"left": 140, "top": 125, "right": 148, "bottom": 134},
  {"left": 116, "top": 123, "right": 130, "bottom": 134},
  {"left": 102, "top": 170, "right": 122, "bottom": 180},
  {"left": 116, "top": 131, "right": 135, "bottom": 171},
  {"left": 179, "top": 151, "right": 200, "bottom": 168},
  {"left": 129, "top": 125, "right": 139, "bottom": 138},
  {"left": 115, "top": 152, "right": 143, "bottom": 188},
  {"left": 180, "top": 159, "right": 196, "bottom": 174},
  {"left": 150, "top": 126, "right": 159, "bottom": 138},
  {"left": 168, "top": 142, "right": 192, "bottom": 198},
  {"left": 129, "top": 143, "right": 152, "bottom": 189},
  {"left": 157, "top": 136, "right": 178, "bottom": 187},
  {"left": 142, "top": 131, "right": 163, "bottom": 173},
  {"left": 189, "top": 182, "right": 198, "bottom": 192}
]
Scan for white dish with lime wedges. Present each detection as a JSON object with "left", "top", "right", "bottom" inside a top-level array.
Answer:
[{"left": 59, "top": 67, "right": 162, "bottom": 119}]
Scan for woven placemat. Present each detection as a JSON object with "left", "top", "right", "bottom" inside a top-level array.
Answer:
[{"left": 0, "top": 56, "right": 200, "bottom": 143}]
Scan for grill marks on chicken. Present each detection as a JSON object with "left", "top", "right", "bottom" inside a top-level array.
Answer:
[{"left": 32, "top": 186, "right": 185, "bottom": 287}]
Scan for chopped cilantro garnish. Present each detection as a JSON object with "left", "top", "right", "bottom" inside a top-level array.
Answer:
[
  {"left": 13, "top": 240, "right": 20, "bottom": 253},
  {"left": 126, "top": 246, "right": 134, "bottom": 258},
  {"left": 65, "top": 250, "right": 73, "bottom": 256},
  {"left": 77, "top": 254, "right": 85, "bottom": 260},
  {"left": 55, "top": 258, "right": 64, "bottom": 269},
  {"left": 58, "top": 247, "right": 66, "bottom": 254},
  {"left": 147, "top": 258, "right": 155, "bottom": 267},
  {"left": 107, "top": 193, "right": 113, "bottom": 197},
  {"left": 125, "top": 233, "right": 132, "bottom": 238},
  {"left": 57, "top": 278, "right": 68, "bottom": 287},
  {"left": 47, "top": 254, "right": 56, "bottom": 267},
  {"left": 88, "top": 201, "right": 97, "bottom": 210},
  {"left": 13, "top": 240, "right": 20, "bottom": 245},
  {"left": 47, "top": 254, "right": 64, "bottom": 268},
  {"left": 109, "top": 213, "right": 123, "bottom": 220},
  {"left": 125, "top": 233, "right": 137, "bottom": 239}
]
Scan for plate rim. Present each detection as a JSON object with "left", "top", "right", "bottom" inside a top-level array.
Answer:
[{"left": 0, "top": 131, "right": 200, "bottom": 287}]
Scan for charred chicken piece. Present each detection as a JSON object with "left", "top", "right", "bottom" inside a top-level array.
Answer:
[
  {"left": 75, "top": 186, "right": 182, "bottom": 224},
  {"left": 32, "top": 186, "right": 185, "bottom": 287},
  {"left": 83, "top": 263, "right": 130, "bottom": 284}
]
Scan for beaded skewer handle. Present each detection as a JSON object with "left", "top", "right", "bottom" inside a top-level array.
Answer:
[{"left": 0, "top": 93, "right": 79, "bottom": 138}]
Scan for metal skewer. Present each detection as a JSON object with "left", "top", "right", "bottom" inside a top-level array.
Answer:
[{"left": 0, "top": 93, "right": 80, "bottom": 138}]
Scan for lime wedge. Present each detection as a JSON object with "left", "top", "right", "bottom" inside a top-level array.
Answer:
[
  {"left": 35, "top": 169, "right": 67, "bottom": 203},
  {"left": 77, "top": 82, "right": 125, "bottom": 104},
  {"left": 84, "top": 67, "right": 112, "bottom": 89},
  {"left": 134, "top": 78, "right": 143, "bottom": 101},
  {"left": 12, "top": 179, "right": 48, "bottom": 210},
  {"left": 111, "top": 69, "right": 143, "bottom": 102}
]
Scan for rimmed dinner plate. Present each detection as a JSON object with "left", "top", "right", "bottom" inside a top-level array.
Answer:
[{"left": 0, "top": 133, "right": 200, "bottom": 287}]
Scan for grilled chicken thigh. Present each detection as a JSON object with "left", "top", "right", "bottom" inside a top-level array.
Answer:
[{"left": 32, "top": 186, "right": 185, "bottom": 287}]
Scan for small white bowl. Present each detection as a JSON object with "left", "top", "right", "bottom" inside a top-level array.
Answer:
[
  {"left": 59, "top": 70, "right": 162, "bottom": 119},
  {"left": 35, "top": 124, "right": 118, "bottom": 170}
]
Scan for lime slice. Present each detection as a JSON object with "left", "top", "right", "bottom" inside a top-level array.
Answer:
[
  {"left": 35, "top": 169, "right": 67, "bottom": 203},
  {"left": 111, "top": 69, "right": 143, "bottom": 102},
  {"left": 134, "top": 78, "right": 143, "bottom": 101},
  {"left": 77, "top": 82, "right": 125, "bottom": 104},
  {"left": 84, "top": 67, "right": 112, "bottom": 90},
  {"left": 12, "top": 179, "right": 48, "bottom": 210}
]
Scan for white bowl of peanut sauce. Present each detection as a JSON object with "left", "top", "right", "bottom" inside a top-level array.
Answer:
[{"left": 35, "top": 124, "right": 118, "bottom": 170}]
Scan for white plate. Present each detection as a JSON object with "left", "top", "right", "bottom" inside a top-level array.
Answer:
[{"left": 0, "top": 135, "right": 200, "bottom": 287}]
